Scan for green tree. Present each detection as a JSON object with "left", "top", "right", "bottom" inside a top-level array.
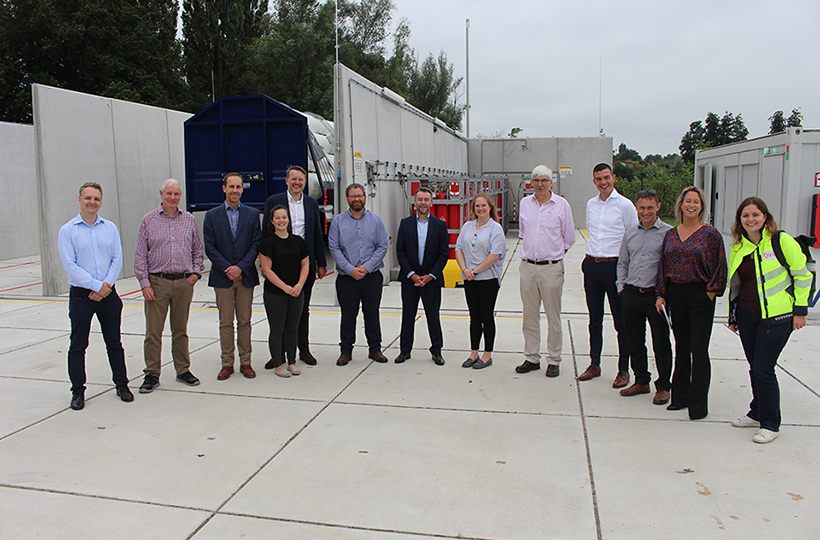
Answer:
[
  {"left": 769, "top": 110, "right": 786, "bottom": 134},
  {"left": 787, "top": 108, "right": 803, "bottom": 128},
  {"left": 1, "top": 0, "right": 185, "bottom": 123},
  {"left": 181, "top": 0, "right": 270, "bottom": 112},
  {"left": 615, "top": 142, "right": 641, "bottom": 162},
  {"left": 245, "top": 0, "right": 335, "bottom": 117},
  {"left": 679, "top": 111, "right": 748, "bottom": 162},
  {"left": 408, "top": 52, "right": 464, "bottom": 131},
  {"left": 679, "top": 121, "right": 705, "bottom": 163}
]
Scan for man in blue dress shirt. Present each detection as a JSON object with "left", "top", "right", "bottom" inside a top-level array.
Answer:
[
  {"left": 328, "top": 183, "right": 389, "bottom": 366},
  {"left": 58, "top": 182, "right": 132, "bottom": 410}
]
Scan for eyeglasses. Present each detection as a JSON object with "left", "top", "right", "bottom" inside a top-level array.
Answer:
[
  {"left": 531, "top": 178, "right": 552, "bottom": 184},
  {"left": 637, "top": 189, "right": 656, "bottom": 197},
  {"left": 347, "top": 194, "right": 365, "bottom": 199}
]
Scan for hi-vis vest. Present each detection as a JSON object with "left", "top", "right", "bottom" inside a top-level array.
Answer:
[{"left": 728, "top": 229, "right": 811, "bottom": 320}]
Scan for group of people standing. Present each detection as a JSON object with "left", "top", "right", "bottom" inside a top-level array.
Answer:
[{"left": 57, "top": 162, "right": 811, "bottom": 445}]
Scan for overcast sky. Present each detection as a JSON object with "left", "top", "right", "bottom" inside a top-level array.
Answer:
[{"left": 389, "top": 0, "right": 820, "bottom": 156}]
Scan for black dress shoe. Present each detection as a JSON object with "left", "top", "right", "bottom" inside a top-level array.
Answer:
[
  {"left": 667, "top": 403, "right": 688, "bottom": 411},
  {"left": 300, "top": 350, "right": 318, "bottom": 366},
  {"left": 70, "top": 392, "right": 84, "bottom": 410},
  {"left": 546, "top": 365, "right": 560, "bottom": 378},
  {"left": 116, "top": 386, "right": 134, "bottom": 402},
  {"left": 462, "top": 357, "right": 478, "bottom": 368},
  {"left": 265, "top": 358, "right": 276, "bottom": 370},
  {"left": 431, "top": 353, "right": 445, "bottom": 366},
  {"left": 394, "top": 351, "right": 411, "bottom": 363}
]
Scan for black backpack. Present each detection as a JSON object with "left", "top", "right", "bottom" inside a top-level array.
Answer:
[{"left": 771, "top": 232, "right": 818, "bottom": 307}]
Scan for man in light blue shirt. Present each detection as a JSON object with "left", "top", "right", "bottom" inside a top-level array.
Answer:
[
  {"left": 58, "top": 182, "right": 131, "bottom": 410},
  {"left": 328, "top": 183, "right": 389, "bottom": 366}
]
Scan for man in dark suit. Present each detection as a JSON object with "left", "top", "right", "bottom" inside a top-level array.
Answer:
[
  {"left": 262, "top": 165, "right": 328, "bottom": 366},
  {"left": 203, "top": 173, "right": 262, "bottom": 380},
  {"left": 395, "top": 187, "right": 449, "bottom": 365}
]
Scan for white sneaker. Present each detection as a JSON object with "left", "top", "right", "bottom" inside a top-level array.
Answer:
[
  {"left": 753, "top": 429, "right": 779, "bottom": 444},
  {"left": 731, "top": 416, "right": 760, "bottom": 428}
]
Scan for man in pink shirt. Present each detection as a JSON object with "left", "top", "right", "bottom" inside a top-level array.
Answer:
[
  {"left": 134, "top": 179, "right": 204, "bottom": 393},
  {"left": 515, "top": 165, "right": 576, "bottom": 378}
]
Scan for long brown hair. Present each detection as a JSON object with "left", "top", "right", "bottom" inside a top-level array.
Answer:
[
  {"left": 471, "top": 193, "right": 499, "bottom": 223},
  {"left": 731, "top": 197, "right": 778, "bottom": 243}
]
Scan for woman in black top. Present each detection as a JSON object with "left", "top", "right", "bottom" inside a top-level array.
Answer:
[{"left": 258, "top": 205, "right": 310, "bottom": 378}]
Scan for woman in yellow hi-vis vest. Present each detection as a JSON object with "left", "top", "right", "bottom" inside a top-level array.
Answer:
[{"left": 727, "top": 197, "right": 810, "bottom": 444}]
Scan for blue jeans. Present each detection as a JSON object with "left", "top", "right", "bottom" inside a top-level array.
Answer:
[
  {"left": 736, "top": 307, "right": 792, "bottom": 432},
  {"left": 582, "top": 257, "right": 629, "bottom": 371},
  {"left": 68, "top": 286, "right": 127, "bottom": 394}
]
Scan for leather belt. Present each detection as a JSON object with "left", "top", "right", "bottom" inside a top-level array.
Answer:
[
  {"left": 585, "top": 255, "right": 618, "bottom": 263},
  {"left": 150, "top": 272, "right": 192, "bottom": 280},
  {"left": 523, "top": 259, "right": 562, "bottom": 265},
  {"left": 626, "top": 284, "right": 655, "bottom": 294}
]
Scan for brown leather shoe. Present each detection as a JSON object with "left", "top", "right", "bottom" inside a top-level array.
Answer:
[
  {"left": 619, "top": 383, "right": 650, "bottom": 396},
  {"left": 578, "top": 365, "right": 601, "bottom": 381},
  {"left": 368, "top": 351, "right": 388, "bottom": 363},
  {"left": 653, "top": 390, "right": 671, "bottom": 405},
  {"left": 336, "top": 354, "right": 352, "bottom": 366},
  {"left": 515, "top": 360, "right": 541, "bottom": 373},
  {"left": 217, "top": 366, "right": 234, "bottom": 380},
  {"left": 300, "top": 350, "right": 317, "bottom": 366},
  {"left": 612, "top": 371, "right": 630, "bottom": 389},
  {"left": 239, "top": 364, "right": 256, "bottom": 379}
]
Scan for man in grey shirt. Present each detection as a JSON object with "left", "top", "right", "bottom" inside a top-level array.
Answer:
[
  {"left": 616, "top": 189, "right": 673, "bottom": 405},
  {"left": 328, "top": 183, "right": 389, "bottom": 366}
]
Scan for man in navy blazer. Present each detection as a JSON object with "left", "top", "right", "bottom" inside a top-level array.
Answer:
[
  {"left": 395, "top": 187, "right": 449, "bottom": 365},
  {"left": 262, "top": 165, "right": 328, "bottom": 366},
  {"left": 203, "top": 173, "right": 262, "bottom": 380}
]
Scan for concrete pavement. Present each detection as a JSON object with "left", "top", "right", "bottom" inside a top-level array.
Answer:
[{"left": 1, "top": 231, "right": 818, "bottom": 540}]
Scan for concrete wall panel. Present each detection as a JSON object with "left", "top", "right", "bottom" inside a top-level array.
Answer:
[
  {"left": 0, "top": 122, "right": 38, "bottom": 259},
  {"left": 33, "top": 84, "right": 192, "bottom": 295},
  {"left": 469, "top": 137, "right": 611, "bottom": 227}
]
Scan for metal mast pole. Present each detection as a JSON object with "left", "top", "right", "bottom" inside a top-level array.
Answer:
[{"left": 466, "top": 19, "right": 470, "bottom": 138}]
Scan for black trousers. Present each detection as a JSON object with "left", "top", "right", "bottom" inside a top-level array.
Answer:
[
  {"left": 67, "top": 286, "right": 127, "bottom": 394},
  {"left": 296, "top": 271, "right": 316, "bottom": 353},
  {"left": 621, "top": 286, "right": 673, "bottom": 390},
  {"left": 264, "top": 290, "right": 304, "bottom": 367},
  {"left": 668, "top": 282, "right": 716, "bottom": 419},
  {"left": 463, "top": 278, "right": 500, "bottom": 352},
  {"left": 582, "top": 258, "right": 629, "bottom": 371},
  {"left": 399, "top": 279, "right": 443, "bottom": 355},
  {"left": 336, "top": 271, "right": 383, "bottom": 354}
]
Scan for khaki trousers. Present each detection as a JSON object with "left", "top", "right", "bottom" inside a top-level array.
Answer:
[
  {"left": 519, "top": 259, "right": 565, "bottom": 365},
  {"left": 143, "top": 275, "right": 194, "bottom": 376},
  {"left": 214, "top": 281, "right": 255, "bottom": 367}
]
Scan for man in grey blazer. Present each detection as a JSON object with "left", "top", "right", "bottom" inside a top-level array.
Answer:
[
  {"left": 262, "top": 165, "right": 327, "bottom": 366},
  {"left": 204, "top": 173, "right": 262, "bottom": 380}
]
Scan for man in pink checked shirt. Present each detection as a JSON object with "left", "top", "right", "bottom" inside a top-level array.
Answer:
[
  {"left": 134, "top": 179, "right": 204, "bottom": 393},
  {"left": 515, "top": 165, "right": 576, "bottom": 378}
]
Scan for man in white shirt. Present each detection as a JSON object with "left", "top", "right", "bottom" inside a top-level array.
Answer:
[{"left": 579, "top": 163, "right": 638, "bottom": 388}]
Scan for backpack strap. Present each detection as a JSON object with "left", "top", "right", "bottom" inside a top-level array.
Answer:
[{"left": 771, "top": 230, "right": 787, "bottom": 268}]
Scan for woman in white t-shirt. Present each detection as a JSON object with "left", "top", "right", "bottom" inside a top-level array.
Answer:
[{"left": 455, "top": 193, "right": 507, "bottom": 369}]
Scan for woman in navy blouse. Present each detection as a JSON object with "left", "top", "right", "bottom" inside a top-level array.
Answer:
[{"left": 656, "top": 186, "right": 727, "bottom": 420}]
